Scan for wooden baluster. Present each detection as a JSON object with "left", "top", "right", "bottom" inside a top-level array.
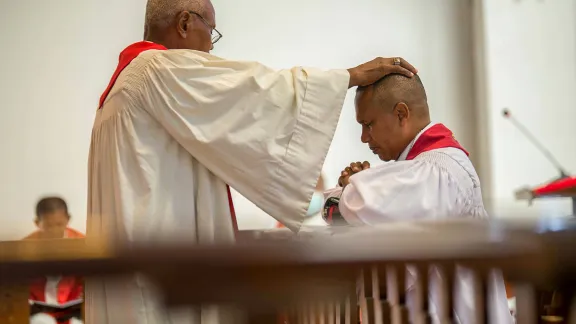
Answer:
[
  {"left": 327, "top": 300, "right": 335, "bottom": 324},
  {"left": 514, "top": 283, "right": 538, "bottom": 324},
  {"left": 412, "top": 265, "right": 424, "bottom": 324},
  {"left": 313, "top": 302, "right": 320, "bottom": 324},
  {"left": 377, "top": 266, "right": 391, "bottom": 324},
  {"left": 293, "top": 304, "right": 299, "bottom": 324},
  {"left": 413, "top": 265, "right": 432, "bottom": 324},
  {"left": 339, "top": 295, "right": 349, "bottom": 324},
  {"left": 309, "top": 300, "right": 316, "bottom": 324},
  {"left": 308, "top": 301, "right": 317, "bottom": 324},
  {"left": 470, "top": 268, "right": 488, "bottom": 324},
  {"left": 344, "top": 295, "right": 351, "bottom": 324},
  {"left": 336, "top": 300, "right": 342, "bottom": 324},
  {"left": 358, "top": 270, "right": 366, "bottom": 324},
  {"left": 343, "top": 276, "right": 359, "bottom": 324},
  {"left": 566, "top": 291, "right": 576, "bottom": 324},
  {"left": 360, "top": 268, "right": 375, "bottom": 324},
  {"left": 317, "top": 301, "right": 326, "bottom": 324},
  {"left": 346, "top": 293, "right": 358, "bottom": 324},
  {"left": 299, "top": 303, "right": 307, "bottom": 324},
  {"left": 284, "top": 306, "right": 291, "bottom": 324},
  {"left": 351, "top": 277, "right": 359, "bottom": 324},
  {"left": 387, "top": 265, "right": 409, "bottom": 324},
  {"left": 369, "top": 266, "right": 383, "bottom": 324},
  {"left": 437, "top": 265, "right": 455, "bottom": 324}
]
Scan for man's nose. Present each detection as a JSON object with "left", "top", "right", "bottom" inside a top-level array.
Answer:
[{"left": 361, "top": 128, "right": 371, "bottom": 143}]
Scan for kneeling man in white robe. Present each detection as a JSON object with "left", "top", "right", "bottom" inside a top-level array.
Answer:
[{"left": 323, "top": 74, "right": 513, "bottom": 323}]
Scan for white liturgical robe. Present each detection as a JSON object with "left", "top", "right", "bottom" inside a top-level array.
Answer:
[
  {"left": 324, "top": 123, "right": 513, "bottom": 324},
  {"left": 86, "top": 42, "right": 349, "bottom": 323}
]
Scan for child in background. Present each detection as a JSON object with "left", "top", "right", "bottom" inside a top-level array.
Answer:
[
  {"left": 24, "top": 197, "right": 84, "bottom": 324},
  {"left": 24, "top": 197, "right": 84, "bottom": 240}
]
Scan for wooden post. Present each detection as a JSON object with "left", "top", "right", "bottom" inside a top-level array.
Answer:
[{"left": 0, "top": 284, "right": 29, "bottom": 324}]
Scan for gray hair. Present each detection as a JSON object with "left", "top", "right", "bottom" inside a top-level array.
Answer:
[{"left": 144, "top": 0, "right": 205, "bottom": 31}]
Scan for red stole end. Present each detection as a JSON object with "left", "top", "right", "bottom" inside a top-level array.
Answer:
[
  {"left": 29, "top": 276, "right": 83, "bottom": 306},
  {"left": 98, "top": 41, "right": 238, "bottom": 233},
  {"left": 98, "top": 41, "right": 167, "bottom": 109},
  {"left": 406, "top": 124, "right": 469, "bottom": 160}
]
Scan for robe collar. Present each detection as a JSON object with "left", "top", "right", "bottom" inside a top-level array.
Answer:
[
  {"left": 397, "top": 122, "right": 435, "bottom": 161},
  {"left": 97, "top": 41, "right": 239, "bottom": 234},
  {"left": 98, "top": 41, "right": 168, "bottom": 109},
  {"left": 397, "top": 122, "right": 469, "bottom": 161}
]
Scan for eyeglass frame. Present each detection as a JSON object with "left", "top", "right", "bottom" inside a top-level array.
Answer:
[{"left": 188, "top": 11, "right": 222, "bottom": 44}]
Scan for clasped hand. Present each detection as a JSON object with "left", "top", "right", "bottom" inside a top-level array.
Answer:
[{"left": 338, "top": 161, "right": 370, "bottom": 188}]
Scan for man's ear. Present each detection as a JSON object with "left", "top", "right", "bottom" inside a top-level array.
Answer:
[
  {"left": 394, "top": 102, "right": 410, "bottom": 125},
  {"left": 34, "top": 219, "right": 40, "bottom": 228},
  {"left": 177, "top": 11, "right": 192, "bottom": 38}
]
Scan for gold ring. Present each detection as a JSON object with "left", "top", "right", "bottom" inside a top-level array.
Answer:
[{"left": 393, "top": 57, "right": 401, "bottom": 65}]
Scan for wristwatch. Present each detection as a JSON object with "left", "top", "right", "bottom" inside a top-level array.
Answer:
[{"left": 322, "top": 196, "right": 348, "bottom": 226}]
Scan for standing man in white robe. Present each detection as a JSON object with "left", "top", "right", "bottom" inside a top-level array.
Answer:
[
  {"left": 86, "top": 0, "right": 418, "bottom": 322},
  {"left": 323, "top": 74, "right": 513, "bottom": 323}
]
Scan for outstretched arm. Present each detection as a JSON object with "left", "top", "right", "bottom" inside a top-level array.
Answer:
[{"left": 139, "top": 50, "right": 349, "bottom": 231}]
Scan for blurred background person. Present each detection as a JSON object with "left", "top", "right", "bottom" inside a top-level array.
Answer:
[
  {"left": 24, "top": 197, "right": 84, "bottom": 240},
  {"left": 25, "top": 197, "right": 84, "bottom": 324}
]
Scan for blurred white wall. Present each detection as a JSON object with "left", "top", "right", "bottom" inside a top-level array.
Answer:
[
  {"left": 0, "top": 0, "right": 573, "bottom": 238},
  {"left": 0, "top": 0, "right": 148, "bottom": 239},
  {"left": 479, "top": 0, "right": 576, "bottom": 219}
]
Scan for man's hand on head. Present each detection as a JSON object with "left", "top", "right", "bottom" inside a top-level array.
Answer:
[
  {"left": 347, "top": 57, "right": 418, "bottom": 88},
  {"left": 338, "top": 161, "right": 371, "bottom": 188}
]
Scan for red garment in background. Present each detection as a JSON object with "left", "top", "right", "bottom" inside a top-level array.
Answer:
[{"left": 25, "top": 228, "right": 85, "bottom": 324}]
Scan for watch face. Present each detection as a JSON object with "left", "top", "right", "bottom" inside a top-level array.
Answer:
[{"left": 322, "top": 197, "right": 343, "bottom": 225}]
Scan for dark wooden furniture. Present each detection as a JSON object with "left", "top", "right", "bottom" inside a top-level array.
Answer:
[{"left": 0, "top": 219, "right": 574, "bottom": 323}]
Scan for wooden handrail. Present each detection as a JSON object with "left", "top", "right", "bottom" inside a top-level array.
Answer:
[{"left": 0, "top": 219, "right": 575, "bottom": 323}]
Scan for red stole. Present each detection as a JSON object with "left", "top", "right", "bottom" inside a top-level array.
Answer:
[
  {"left": 99, "top": 41, "right": 238, "bottom": 233},
  {"left": 99, "top": 41, "right": 167, "bottom": 108},
  {"left": 405, "top": 124, "right": 469, "bottom": 160},
  {"left": 29, "top": 276, "right": 83, "bottom": 306}
]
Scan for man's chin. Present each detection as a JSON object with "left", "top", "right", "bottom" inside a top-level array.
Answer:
[{"left": 377, "top": 153, "right": 392, "bottom": 162}]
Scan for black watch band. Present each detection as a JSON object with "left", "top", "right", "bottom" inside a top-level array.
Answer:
[{"left": 322, "top": 196, "right": 348, "bottom": 226}]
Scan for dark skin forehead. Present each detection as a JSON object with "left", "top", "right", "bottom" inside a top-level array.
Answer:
[{"left": 355, "top": 87, "right": 381, "bottom": 124}]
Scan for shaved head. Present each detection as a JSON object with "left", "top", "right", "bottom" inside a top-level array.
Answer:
[
  {"left": 358, "top": 73, "right": 429, "bottom": 118},
  {"left": 144, "top": 0, "right": 216, "bottom": 52},
  {"left": 354, "top": 73, "right": 431, "bottom": 161}
]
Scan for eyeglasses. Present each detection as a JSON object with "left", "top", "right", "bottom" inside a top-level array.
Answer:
[{"left": 188, "top": 11, "right": 222, "bottom": 44}]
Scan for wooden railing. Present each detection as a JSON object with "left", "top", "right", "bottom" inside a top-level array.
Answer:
[
  {"left": 0, "top": 238, "right": 108, "bottom": 323},
  {"left": 1, "top": 219, "right": 575, "bottom": 323}
]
